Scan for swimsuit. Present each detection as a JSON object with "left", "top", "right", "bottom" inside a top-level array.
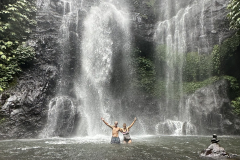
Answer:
[
  {"left": 122, "top": 130, "right": 131, "bottom": 142},
  {"left": 111, "top": 137, "right": 120, "bottom": 144}
]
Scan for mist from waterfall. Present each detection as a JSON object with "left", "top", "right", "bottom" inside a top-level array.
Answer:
[
  {"left": 74, "top": 1, "right": 131, "bottom": 136},
  {"left": 154, "top": 0, "right": 228, "bottom": 135}
]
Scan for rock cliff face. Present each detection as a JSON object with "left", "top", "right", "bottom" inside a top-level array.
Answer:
[
  {"left": 183, "top": 80, "right": 240, "bottom": 135},
  {"left": 0, "top": 0, "right": 62, "bottom": 139},
  {"left": 131, "top": 0, "right": 234, "bottom": 53},
  {"left": 0, "top": 0, "right": 239, "bottom": 139}
]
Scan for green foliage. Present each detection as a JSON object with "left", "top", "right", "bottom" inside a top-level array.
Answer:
[
  {"left": 0, "top": 44, "right": 35, "bottom": 89},
  {"left": 182, "top": 76, "right": 238, "bottom": 95},
  {"left": 136, "top": 57, "right": 156, "bottom": 93},
  {"left": 182, "top": 76, "right": 220, "bottom": 94},
  {"left": 153, "top": 39, "right": 240, "bottom": 100},
  {"left": 183, "top": 52, "right": 212, "bottom": 82},
  {"left": 212, "top": 34, "right": 240, "bottom": 75},
  {"left": 132, "top": 47, "right": 156, "bottom": 93},
  {"left": 181, "top": 34, "right": 240, "bottom": 83},
  {"left": 232, "top": 97, "right": 240, "bottom": 115},
  {"left": 0, "top": 118, "right": 5, "bottom": 124},
  {"left": 0, "top": 0, "right": 36, "bottom": 91},
  {"left": 153, "top": 80, "right": 182, "bottom": 101},
  {"left": 145, "top": 0, "right": 157, "bottom": 7},
  {"left": 154, "top": 76, "right": 239, "bottom": 101},
  {"left": 0, "top": 0, "right": 37, "bottom": 41},
  {"left": 154, "top": 77, "right": 219, "bottom": 99},
  {"left": 223, "top": 75, "right": 239, "bottom": 91},
  {"left": 155, "top": 44, "right": 166, "bottom": 62},
  {"left": 154, "top": 80, "right": 166, "bottom": 98},
  {"left": 227, "top": 0, "right": 240, "bottom": 31}
]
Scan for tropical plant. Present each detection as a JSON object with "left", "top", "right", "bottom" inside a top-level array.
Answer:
[
  {"left": 232, "top": 97, "right": 240, "bottom": 115},
  {"left": 0, "top": 0, "right": 36, "bottom": 91},
  {"left": 131, "top": 47, "right": 156, "bottom": 94},
  {"left": 227, "top": 0, "right": 240, "bottom": 31},
  {"left": 212, "top": 34, "right": 240, "bottom": 75}
]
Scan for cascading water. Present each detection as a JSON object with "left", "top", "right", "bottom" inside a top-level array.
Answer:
[
  {"left": 40, "top": 0, "right": 132, "bottom": 137},
  {"left": 40, "top": 0, "right": 80, "bottom": 138},
  {"left": 40, "top": 96, "right": 76, "bottom": 137},
  {"left": 154, "top": 0, "right": 228, "bottom": 135},
  {"left": 75, "top": 0, "right": 131, "bottom": 136}
]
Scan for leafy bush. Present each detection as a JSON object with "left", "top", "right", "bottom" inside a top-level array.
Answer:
[
  {"left": 182, "top": 52, "right": 212, "bottom": 82},
  {"left": 182, "top": 76, "right": 219, "bottom": 94},
  {"left": 131, "top": 47, "right": 156, "bottom": 94},
  {"left": 227, "top": 0, "right": 240, "bottom": 31},
  {"left": 0, "top": 0, "right": 36, "bottom": 91},
  {"left": 212, "top": 34, "right": 240, "bottom": 75},
  {"left": 232, "top": 97, "right": 240, "bottom": 115}
]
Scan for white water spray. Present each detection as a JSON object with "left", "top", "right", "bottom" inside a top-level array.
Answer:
[{"left": 75, "top": 0, "right": 131, "bottom": 136}]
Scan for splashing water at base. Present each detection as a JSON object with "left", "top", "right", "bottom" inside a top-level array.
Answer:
[
  {"left": 155, "top": 120, "right": 197, "bottom": 135},
  {"left": 40, "top": 96, "right": 77, "bottom": 138}
]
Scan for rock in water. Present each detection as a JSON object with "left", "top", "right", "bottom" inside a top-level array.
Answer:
[
  {"left": 201, "top": 137, "right": 229, "bottom": 158},
  {"left": 201, "top": 143, "right": 229, "bottom": 158}
]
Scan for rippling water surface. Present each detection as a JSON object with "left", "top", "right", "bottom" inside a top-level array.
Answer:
[{"left": 0, "top": 136, "right": 239, "bottom": 160}]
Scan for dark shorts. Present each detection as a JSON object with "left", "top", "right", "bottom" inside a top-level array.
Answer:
[
  {"left": 111, "top": 137, "right": 120, "bottom": 144},
  {"left": 124, "top": 138, "right": 131, "bottom": 143}
]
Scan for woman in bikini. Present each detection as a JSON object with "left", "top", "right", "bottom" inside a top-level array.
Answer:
[{"left": 120, "top": 117, "right": 137, "bottom": 144}]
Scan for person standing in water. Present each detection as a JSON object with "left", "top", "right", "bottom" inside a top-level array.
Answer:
[
  {"left": 101, "top": 117, "right": 121, "bottom": 144},
  {"left": 120, "top": 117, "right": 137, "bottom": 144}
]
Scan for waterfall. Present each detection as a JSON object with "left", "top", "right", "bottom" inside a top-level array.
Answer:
[
  {"left": 154, "top": 0, "right": 228, "bottom": 135},
  {"left": 39, "top": 0, "right": 132, "bottom": 138},
  {"left": 40, "top": 0, "right": 80, "bottom": 138},
  {"left": 40, "top": 96, "right": 77, "bottom": 137},
  {"left": 75, "top": 0, "right": 131, "bottom": 136}
]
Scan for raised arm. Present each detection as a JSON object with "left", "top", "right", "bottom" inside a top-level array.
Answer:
[
  {"left": 101, "top": 117, "right": 113, "bottom": 129},
  {"left": 128, "top": 117, "right": 137, "bottom": 129},
  {"left": 119, "top": 128, "right": 123, "bottom": 132}
]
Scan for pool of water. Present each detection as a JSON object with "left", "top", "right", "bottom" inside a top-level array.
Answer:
[{"left": 0, "top": 135, "right": 239, "bottom": 160}]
